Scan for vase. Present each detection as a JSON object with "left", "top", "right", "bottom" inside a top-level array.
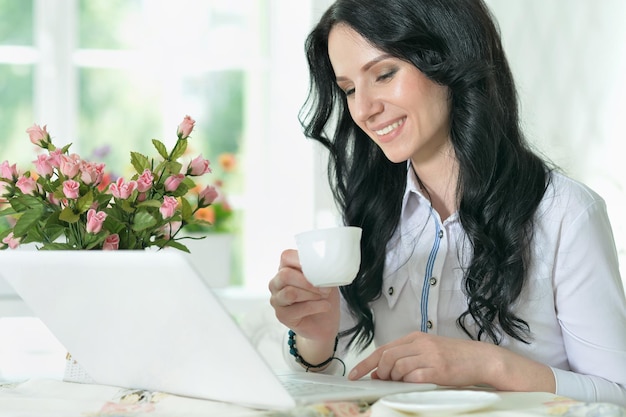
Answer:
[{"left": 181, "top": 233, "right": 234, "bottom": 288}]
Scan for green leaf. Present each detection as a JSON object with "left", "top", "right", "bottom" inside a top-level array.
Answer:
[
  {"left": 0, "top": 229, "right": 11, "bottom": 241},
  {"left": 13, "top": 205, "right": 44, "bottom": 237},
  {"left": 181, "top": 197, "right": 192, "bottom": 221},
  {"left": 170, "top": 182, "right": 189, "bottom": 198},
  {"left": 120, "top": 199, "right": 136, "bottom": 214},
  {"left": 10, "top": 194, "right": 44, "bottom": 212},
  {"left": 182, "top": 177, "right": 196, "bottom": 188},
  {"left": 22, "top": 227, "right": 45, "bottom": 243},
  {"left": 94, "top": 193, "right": 113, "bottom": 207},
  {"left": 103, "top": 215, "right": 125, "bottom": 234},
  {"left": 76, "top": 190, "right": 94, "bottom": 213},
  {"left": 130, "top": 151, "right": 151, "bottom": 174},
  {"left": 152, "top": 139, "right": 169, "bottom": 160},
  {"left": 132, "top": 211, "right": 157, "bottom": 232},
  {"left": 170, "top": 138, "right": 187, "bottom": 161},
  {"left": 43, "top": 226, "right": 65, "bottom": 242},
  {"left": 59, "top": 207, "right": 80, "bottom": 223},
  {"left": 84, "top": 234, "right": 106, "bottom": 250},
  {"left": 0, "top": 206, "right": 17, "bottom": 218},
  {"left": 157, "top": 239, "right": 189, "bottom": 253},
  {"left": 164, "top": 161, "right": 183, "bottom": 175},
  {"left": 136, "top": 199, "right": 162, "bottom": 209}
]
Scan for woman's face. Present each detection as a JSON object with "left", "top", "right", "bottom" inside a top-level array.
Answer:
[{"left": 328, "top": 24, "right": 452, "bottom": 166}]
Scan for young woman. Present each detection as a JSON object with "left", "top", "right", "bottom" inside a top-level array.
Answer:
[{"left": 268, "top": 0, "right": 626, "bottom": 406}]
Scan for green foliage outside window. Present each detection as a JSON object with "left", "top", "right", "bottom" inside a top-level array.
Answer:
[
  {"left": 0, "top": 65, "right": 34, "bottom": 166},
  {"left": 79, "top": 0, "right": 142, "bottom": 49},
  {"left": 0, "top": 0, "right": 33, "bottom": 46},
  {"left": 0, "top": 1, "right": 35, "bottom": 165}
]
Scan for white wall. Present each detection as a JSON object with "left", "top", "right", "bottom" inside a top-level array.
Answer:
[{"left": 485, "top": 0, "right": 626, "bottom": 279}]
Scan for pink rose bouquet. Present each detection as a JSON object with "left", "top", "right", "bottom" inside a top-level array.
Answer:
[{"left": 0, "top": 115, "right": 218, "bottom": 251}]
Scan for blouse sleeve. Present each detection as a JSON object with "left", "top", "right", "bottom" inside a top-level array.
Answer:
[{"left": 552, "top": 195, "right": 626, "bottom": 406}]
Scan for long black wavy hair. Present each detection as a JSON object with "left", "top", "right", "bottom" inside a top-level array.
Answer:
[{"left": 299, "top": 0, "right": 551, "bottom": 349}]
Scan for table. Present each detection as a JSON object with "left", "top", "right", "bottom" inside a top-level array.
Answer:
[{"left": 1, "top": 379, "right": 624, "bottom": 417}]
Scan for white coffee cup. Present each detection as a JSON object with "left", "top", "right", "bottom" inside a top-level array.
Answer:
[{"left": 294, "top": 226, "right": 362, "bottom": 287}]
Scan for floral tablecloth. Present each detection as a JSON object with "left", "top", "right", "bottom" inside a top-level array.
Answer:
[{"left": 1, "top": 379, "right": 624, "bottom": 417}]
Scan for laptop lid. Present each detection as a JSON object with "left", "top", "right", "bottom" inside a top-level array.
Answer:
[{"left": 0, "top": 250, "right": 434, "bottom": 410}]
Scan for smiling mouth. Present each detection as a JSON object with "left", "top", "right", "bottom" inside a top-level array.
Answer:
[{"left": 374, "top": 118, "right": 406, "bottom": 136}]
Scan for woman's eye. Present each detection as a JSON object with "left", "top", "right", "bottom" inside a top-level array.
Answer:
[
  {"left": 377, "top": 68, "right": 398, "bottom": 82},
  {"left": 341, "top": 86, "right": 355, "bottom": 96}
]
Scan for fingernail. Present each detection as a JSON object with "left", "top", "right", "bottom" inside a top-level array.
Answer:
[{"left": 348, "top": 369, "right": 358, "bottom": 380}]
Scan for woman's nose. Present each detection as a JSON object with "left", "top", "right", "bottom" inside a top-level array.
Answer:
[{"left": 351, "top": 87, "right": 383, "bottom": 122}]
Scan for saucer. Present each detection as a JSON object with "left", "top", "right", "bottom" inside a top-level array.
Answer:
[{"left": 379, "top": 390, "right": 500, "bottom": 415}]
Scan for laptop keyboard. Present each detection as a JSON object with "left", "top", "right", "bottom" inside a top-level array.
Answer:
[{"left": 281, "top": 379, "right": 368, "bottom": 397}]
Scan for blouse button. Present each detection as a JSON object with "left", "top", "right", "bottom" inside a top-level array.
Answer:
[
  {"left": 438, "top": 230, "right": 444, "bottom": 239},
  {"left": 427, "top": 320, "right": 433, "bottom": 329},
  {"left": 388, "top": 287, "right": 394, "bottom": 296},
  {"left": 429, "top": 277, "right": 437, "bottom": 286}
]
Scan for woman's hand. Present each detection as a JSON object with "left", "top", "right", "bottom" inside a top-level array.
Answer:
[
  {"left": 268, "top": 249, "right": 340, "bottom": 362},
  {"left": 348, "top": 331, "right": 556, "bottom": 392}
]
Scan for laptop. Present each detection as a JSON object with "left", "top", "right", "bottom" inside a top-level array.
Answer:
[{"left": 0, "top": 250, "right": 435, "bottom": 410}]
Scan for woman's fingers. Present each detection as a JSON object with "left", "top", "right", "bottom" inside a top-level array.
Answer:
[
  {"left": 349, "top": 333, "right": 434, "bottom": 382},
  {"left": 349, "top": 341, "right": 411, "bottom": 380},
  {"left": 269, "top": 267, "right": 330, "bottom": 307},
  {"left": 268, "top": 249, "right": 339, "bottom": 336},
  {"left": 348, "top": 349, "right": 381, "bottom": 380}
]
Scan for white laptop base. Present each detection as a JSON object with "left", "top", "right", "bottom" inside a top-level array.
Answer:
[{"left": 0, "top": 250, "right": 435, "bottom": 410}]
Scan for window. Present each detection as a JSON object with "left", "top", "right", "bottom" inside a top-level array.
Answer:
[
  {"left": 0, "top": 0, "right": 321, "bottom": 289},
  {"left": 0, "top": 0, "right": 35, "bottom": 163}
]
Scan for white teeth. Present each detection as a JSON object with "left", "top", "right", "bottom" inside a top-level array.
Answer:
[{"left": 375, "top": 118, "right": 405, "bottom": 135}]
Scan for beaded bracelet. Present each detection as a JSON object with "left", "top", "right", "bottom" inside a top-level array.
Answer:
[{"left": 287, "top": 330, "right": 346, "bottom": 375}]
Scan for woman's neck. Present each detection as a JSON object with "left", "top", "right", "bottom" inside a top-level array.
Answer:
[{"left": 410, "top": 146, "right": 458, "bottom": 221}]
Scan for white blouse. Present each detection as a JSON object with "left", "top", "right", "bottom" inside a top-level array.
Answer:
[{"left": 336, "top": 167, "right": 626, "bottom": 406}]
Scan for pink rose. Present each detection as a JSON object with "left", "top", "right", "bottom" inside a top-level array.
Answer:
[
  {"left": 160, "top": 221, "right": 181, "bottom": 239},
  {"left": 109, "top": 177, "right": 137, "bottom": 199},
  {"left": 136, "top": 169, "right": 154, "bottom": 193},
  {"left": 47, "top": 192, "right": 61, "bottom": 206},
  {"left": 0, "top": 161, "right": 18, "bottom": 180},
  {"left": 62, "top": 179, "right": 80, "bottom": 199},
  {"left": 80, "top": 161, "right": 105, "bottom": 185},
  {"left": 16, "top": 176, "right": 38, "bottom": 195},
  {"left": 86, "top": 208, "right": 107, "bottom": 234},
  {"left": 198, "top": 185, "right": 218, "bottom": 206},
  {"left": 187, "top": 155, "right": 211, "bottom": 176},
  {"left": 177, "top": 115, "right": 195, "bottom": 139},
  {"left": 103, "top": 234, "right": 119, "bottom": 250},
  {"left": 2, "top": 232, "right": 21, "bottom": 249},
  {"left": 59, "top": 154, "right": 81, "bottom": 178},
  {"left": 47, "top": 149, "right": 63, "bottom": 168},
  {"left": 159, "top": 195, "right": 178, "bottom": 219},
  {"left": 33, "top": 154, "right": 54, "bottom": 177},
  {"left": 26, "top": 124, "right": 50, "bottom": 147},
  {"left": 164, "top": 174, "right": 185, "bottom": 192}
]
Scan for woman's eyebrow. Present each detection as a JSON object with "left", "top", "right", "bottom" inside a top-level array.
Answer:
[{"left": 335, "top": 54, "right": 394, "bottom": 82}]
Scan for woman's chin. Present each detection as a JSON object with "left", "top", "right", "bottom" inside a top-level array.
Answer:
[{"left": 380, "top": 149, "right": 410, "bottom": 165}]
